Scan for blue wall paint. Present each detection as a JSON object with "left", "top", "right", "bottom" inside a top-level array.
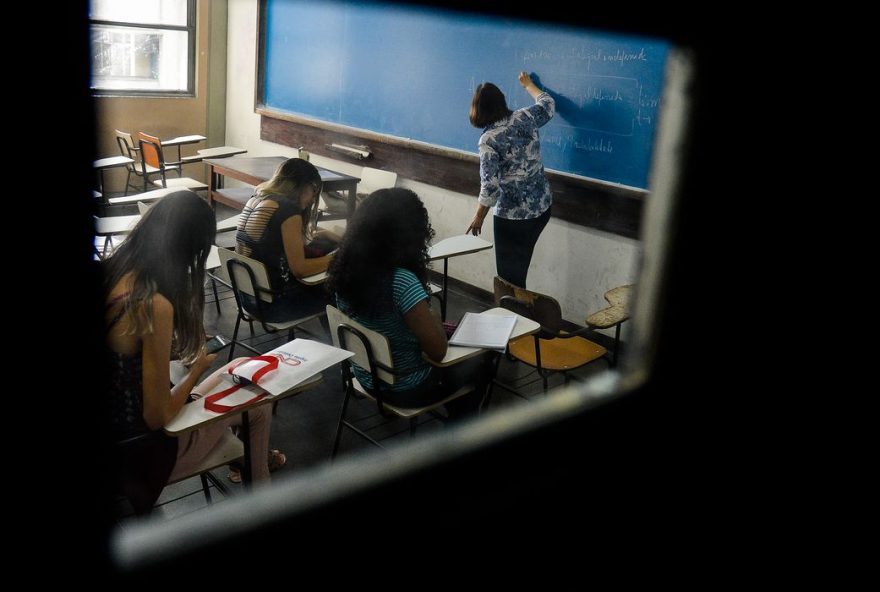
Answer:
[{"left": 264, "top": 0, "right": 668, "bottom": 188}]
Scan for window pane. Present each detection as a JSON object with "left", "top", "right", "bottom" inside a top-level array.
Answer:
[
  {"left": 91, "top": 25, "right": 189, "bottom": 91},
  {"left": 90, "top": 0, "right": 187, "bottom": 27}
]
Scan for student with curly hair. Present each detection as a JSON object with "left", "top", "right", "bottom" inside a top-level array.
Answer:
[{"left": 327, "top": 188, "right": 490, "bottom": 414}]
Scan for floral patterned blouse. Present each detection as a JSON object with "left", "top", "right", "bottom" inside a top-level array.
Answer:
[{"left": 477, "top": 91, "right": 555, "bottom": 220}]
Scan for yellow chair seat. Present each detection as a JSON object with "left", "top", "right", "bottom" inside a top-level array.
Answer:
[{"left": 509, "top": 334, "right": 607, "bottom": 371}]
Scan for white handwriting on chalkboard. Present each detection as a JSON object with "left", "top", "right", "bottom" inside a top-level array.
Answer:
[
  {"left": 604, "top": 48, "right": 648, "bottom": 66},
  {"left": 522, "top": 49, "right": 553, "bottom": 62},
  {"left": 574, "top": 137, "right": 613, "bottom": 153},
  {"left": 541, "top": 131, "right": 614, "bottom": 154},
  {"left": 577, "top": 86, "right": 624, "bottom": 107}
]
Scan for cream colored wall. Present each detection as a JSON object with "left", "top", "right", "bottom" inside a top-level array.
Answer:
[
  {"left": 95, "top": 0, "right": 213, "bottom": 192},
  {"left": 225, "top": 0, "right": 639, "bottom": 332}
]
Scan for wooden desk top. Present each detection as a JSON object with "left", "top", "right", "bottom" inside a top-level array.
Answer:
[
  {"left": 203, "top": 156, "right": 360, "bottom": 186},
  {"left": 427, "top": 307, "right": 539, "bottom": 367},
  {"left": 428, "top": 234, "right": 493, "bottom": 261},
  {"left": 585, "top": 284, "right": 633, "bottom": 328},
  {"left": 164, "top": 373, "right": 323, "bottom": 436}
]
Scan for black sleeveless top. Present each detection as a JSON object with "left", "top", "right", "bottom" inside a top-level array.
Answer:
[
  {"left": 106, "top": 293, "right": 178, "bottom": 514},
  {"left": 236, "top": 193, "right": 307, "bottom": 288}
]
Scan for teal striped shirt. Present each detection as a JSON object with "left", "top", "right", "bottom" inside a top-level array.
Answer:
[{"left": 337, "top": 268, "right": 432, "bottom": 392}]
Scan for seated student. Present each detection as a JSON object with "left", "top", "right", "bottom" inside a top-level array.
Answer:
[
  {"left": 326, "top": 188, "right": 491, "bottom": 415},
  {"left": 104, "top": 191, "right": 285, "bottom": 513},
  {"left": 235, "top": 158, "right": 341, "bottom": 318}
]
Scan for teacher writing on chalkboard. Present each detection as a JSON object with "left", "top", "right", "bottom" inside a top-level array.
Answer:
[{"left": 466, "top": 71, "right": 555, "bottom": 289}]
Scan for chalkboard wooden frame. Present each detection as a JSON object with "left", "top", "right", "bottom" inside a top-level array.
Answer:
[{"left": 255, "top": 1, "right": 645, "bottom": 239}]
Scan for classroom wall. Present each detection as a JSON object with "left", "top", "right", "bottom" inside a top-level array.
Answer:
[
  {"left": 225, "top": 0, "right": 640, "bottom": 332},
  {"left": 95, "top": 0, "right": 223, "bottom": 193}
]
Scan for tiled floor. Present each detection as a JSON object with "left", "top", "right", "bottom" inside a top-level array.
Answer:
[{"left": 111, "top": 200, "right": 618, "bottom": 523}]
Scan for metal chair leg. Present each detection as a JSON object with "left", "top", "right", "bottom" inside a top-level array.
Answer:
[
  {"left": 211, "top": 278, "right": 221, "bottom": 316},
  {"left": 199, "top": 474, "right": 213, "bottom": 504},
  {"left": 331, "top": 388, "right": 354, "bottom": 459},
  {"left": 228, "top": 315, "right": 242, "bottom": 362}
]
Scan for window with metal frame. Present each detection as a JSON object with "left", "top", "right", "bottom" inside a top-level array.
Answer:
[{"left": 89, "top": 0, "right": 196, "bottom": 96}]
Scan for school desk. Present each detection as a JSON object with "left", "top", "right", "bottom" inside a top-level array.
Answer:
[
  {"left": 94, "top": 213, "right": 140, "bottom": 258},
  {"left": 425, "top": 307, "right": 539, "bottom": 368},
  {"left": 162, "top": 134, "right": 206, "bottom": 162},
  {"left": 105, "top": 186, "right": 178, "bottom": 207},
  {"left": 164, "top": 373, "right": 323, "bottom": 486},
  {"left": 93, "top": 155, "right": 134, "bottom": 195},
  {"left": 203, "top": 156, "right": 360, "bottom": 215},
  {"left": 585, "top": 284, "right": 633, "bottom": 366},
  {"left": 428, "top": 234, "right": 493, "bottom": 320}
]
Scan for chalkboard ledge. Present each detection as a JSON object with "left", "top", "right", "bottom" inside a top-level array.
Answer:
[{"left": 259, "top": 108, "right": 645, "bottom": 239}]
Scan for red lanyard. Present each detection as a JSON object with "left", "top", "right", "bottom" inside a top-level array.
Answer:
[{"left": 202, "top": 356, "right": 278, "bottom": 413}]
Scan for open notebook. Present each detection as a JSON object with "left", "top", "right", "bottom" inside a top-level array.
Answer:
[{"left": 448, "top": 312, "right": 517, "bottom": 352}]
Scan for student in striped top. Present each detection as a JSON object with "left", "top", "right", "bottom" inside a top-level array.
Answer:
[
  {"left": 327, "top": 188, "right": 490, "bottom": 414},
  {"left": 236, "top": 158, "right": 341, "bottom": 319}
]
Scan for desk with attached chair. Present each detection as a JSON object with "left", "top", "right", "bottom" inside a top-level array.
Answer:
[{"left": 428, "top": 234, "right": 494, "bottom": 321}]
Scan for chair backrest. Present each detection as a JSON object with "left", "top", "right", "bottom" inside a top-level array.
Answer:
[
  {"left": 219, "top": 248, "right": 274, "bottom": 304},
  {"left": 138, "top": 131, "right": 165, "bottom": 170},
  {"left": 115, "top": 129, "right": 137, "bottom": 170},
  {"left": 357, "top": 167, "right": 397, "bottom": 197},
  {"left": 326, "top": 305, "right": 396, "bottom": 385},
  {"left": 493, "top": 276, "right": 562, "bottom": 334}
]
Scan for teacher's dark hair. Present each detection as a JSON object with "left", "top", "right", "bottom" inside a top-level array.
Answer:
[
  {"left": 327, "top": 188, "right": 434, "bottom": 316},
  {"left": 469, "top": 82, "right": 512, "bottom": 128},
  {"left": 102, "top": 190, "right": 216, "bottom": 363}
]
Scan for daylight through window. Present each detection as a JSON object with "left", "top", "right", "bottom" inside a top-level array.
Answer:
[{"left": 90, "top": 0, "right": 195, "bottom": 95}]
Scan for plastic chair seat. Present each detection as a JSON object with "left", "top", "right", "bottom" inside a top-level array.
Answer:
[
  {"left": 351, "top": 376, "right": 473, "bottom": 419},
  {"left": 508, "top": 333, "right": 607, "bottom": 371}
]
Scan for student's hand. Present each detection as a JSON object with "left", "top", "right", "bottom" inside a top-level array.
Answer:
[
  {"left": 518, "top": 71, "right": 534, "bottom": 88},
  {"left": 189, "top": 347, "right": 218, "bottom": 377}
]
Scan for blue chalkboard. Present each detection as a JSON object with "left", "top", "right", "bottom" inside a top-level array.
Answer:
[{"left": 263, "top": 0, "right": 669, "bottom": 189}]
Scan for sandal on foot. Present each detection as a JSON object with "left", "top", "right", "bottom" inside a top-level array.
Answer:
[
  {"left": 228, "top": 450, "right": 286, "bottom": 482},
  {"left": 268, "top": 449, "right": 287, "bottom": 472}
]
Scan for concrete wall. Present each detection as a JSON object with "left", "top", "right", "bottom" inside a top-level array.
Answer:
[{"left": 225, "top": 0, "right": 640, "bottom": 332}]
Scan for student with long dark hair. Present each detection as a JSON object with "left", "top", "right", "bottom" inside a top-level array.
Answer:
[
  {"left": 467, "top": 71, "right": 555, "bottom": 288},
  {"left": 327, "top": 188, "right": 489, "bottom": 413},
  {"left": 104, "top": 191, "right": 283, "bottom": 513},
  {"left": 236, "top": 157, "right": 340, "bottom": 317}
]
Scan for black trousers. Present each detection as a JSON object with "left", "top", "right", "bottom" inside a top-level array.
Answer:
[{"left": 493, "top": 207, "right": 551, "bottom": 288}]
